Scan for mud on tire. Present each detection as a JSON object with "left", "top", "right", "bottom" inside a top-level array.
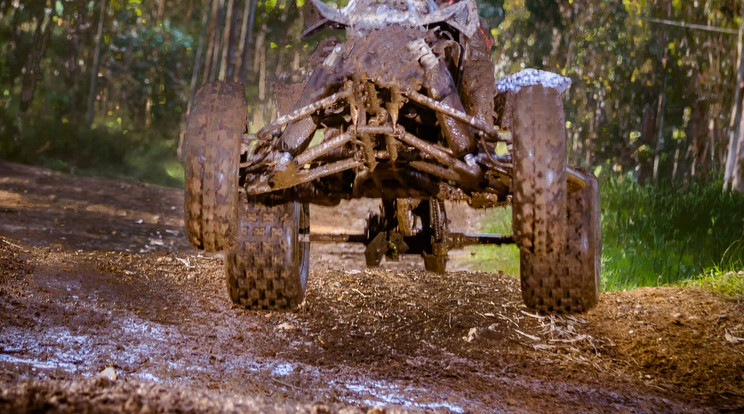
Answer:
[
  {"left": 225, "top": 201, "right": 309, "bottom": 310},
  {"left": 520, "top": 174, "right": 601, "bottom": 313},
  {"left": 512, "top": 85, "right": 599, "bottom": 313},
  {"left": 183, "top": 81, "right": 246, "bottom": 252},
  {"left": 511, "top": 85, "right": 567, "bottom": 258},
  {"left": 512, "top": 85, "right": 567, "bottom": 312}
]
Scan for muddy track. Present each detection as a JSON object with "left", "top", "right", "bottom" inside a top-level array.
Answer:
[{"left": 0, "top": 160, "right": 743, "bottom": 413}]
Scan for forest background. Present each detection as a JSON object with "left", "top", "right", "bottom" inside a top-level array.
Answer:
[{"left": 0, "top": 0, "right": 743, "bottom": 291}]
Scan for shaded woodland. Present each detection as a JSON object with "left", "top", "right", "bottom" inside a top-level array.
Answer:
[{"left": 1, "top": 0, "right": 744, "bottom": 190}]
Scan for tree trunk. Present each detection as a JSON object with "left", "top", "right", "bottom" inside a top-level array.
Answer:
[
  {"left": 585, "top": 99, "right": 595, "bottom": 169},
  {"left": 233, "top": 0, "right": 252, "bottom": 82},
  {"left": 226, "top": 0, "right": 243, "bottom": 81},
  {"left": 189, "top": 0, "right": 211, "bottom": 102},
  {"left": 732, "top": 104, "right": 744, "bottom": 191},
  {"left": 639, "top": 105, "right": 656, "bottom": 184},
  {"left": 258, "top": 40, "right": 266, "bottom": 102},
  {"left": 186, "top": 0, "right": 194, "bottom": 20},
  {"left": 178, "top": 0, "right": 212, "bottom": 159},
  {"left": 710, "top": 119, "right": 717, "bottom": 171},
  {"left": 689, "top": 99, "right": 709, "bottom": 179},
  {"left": 239, "top": 0, "right": 258, "bottom": 84},
  {"left": 208, "top": 0, "right": 226, "bottom": 81},
  {"left": 202, "top": 0, "right": 221, "bottom": 83},
  {"left": 272, "top": 2, "right": 294, "bottom": 77},
  {"left": 20, "top": 7, "right": 52, "bottom": 114},
  {"left": 651, "top": 4, "right": 673, "bottom": 185},
  {"left": 86, "top": 0, "right": 109, "bottom": 128},
  {"left": 253, "top": 23, "right": 266, "bottom": 75},
  {"left": 156, "top": 0, "right": 165, "bottom": 23},
  {"left": 291, "top": 0, "right": 304, "bottom": 72},
  {"left": 218, "top": 0, "right": 235, "bottom": 81},
  {"left": 671, "top": 144, "right": 681, "bottom": 182},
  {"left": 724, "top": 4, "right": 744, "bottom": 191},
  {"left": 652, "top": 71, "right": 667, "bottom": 185}
]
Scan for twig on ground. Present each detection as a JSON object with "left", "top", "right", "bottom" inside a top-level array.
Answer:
[
  {"left": 497, "top": 313, "right": 519, "bottom": 328},
  {"left": 271, "top": 378, "right": 298, "bottom": 390},
  {"left": 566, "top": 315, "right": 587, "bottom": 324},
  {"left": 548, "top": 334, "right": 590, "bottom": 344},
  {"left": 520, "top": 310, "right": 545, "bottom": 320},
  {"left": 532, "top": 344, "right": 556, "bottom": 351},
  {"left": 1, "top": 237, "right": 25, "bottom": 251},
  {"left": 514, "top": 329, "right": 541, "bottom": 342}
]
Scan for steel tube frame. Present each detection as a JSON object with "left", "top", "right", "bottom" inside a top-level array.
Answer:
[
  {"left": 245, "top": 158, "right": 362, "bottom": 194},
  {"left": 405, "top": 90, "right": 511, "bottom": 143},
  {"left": 254, "top": 87, "right": 352, "bottom": 141}
]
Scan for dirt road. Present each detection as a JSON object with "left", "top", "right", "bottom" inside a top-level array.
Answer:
[{"left": 0, "top": 160, "right": 742, "bottom": 413}]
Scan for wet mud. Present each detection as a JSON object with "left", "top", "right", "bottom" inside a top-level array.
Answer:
[{"left": 0, "top": 160, "right": 743, "bottom": 413}]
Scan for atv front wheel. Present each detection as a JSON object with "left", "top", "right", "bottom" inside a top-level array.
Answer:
[
  {"left": 512, "top": 84, "right": 574, "bottom": 313},
  {"left": 183, "top": 81, "right": 246, "bottom": 252},
  {"left": 225, "top": 201, "right": 309, "bottom": 310}
]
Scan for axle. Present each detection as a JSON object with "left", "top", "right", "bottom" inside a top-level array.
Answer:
[{"left": 308, "top": 231, "right": 514, "bottom": 247}]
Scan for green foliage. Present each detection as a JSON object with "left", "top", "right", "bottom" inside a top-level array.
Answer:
[
  {"left": 3, "top": 0, "right": 742, "bottom": 188},
  {"left": 0, "top": 113, "right": 184, "bottom": 188},
  {"left": 0, "top": 0, "right": 199, "bottom": 188},
  {"left": 492, "top": 0, "right": 739, "bottom": 181},
  {"left": 474, "top": 177, "right": 744, "bottom": 292},
  {"left": 600, "top": 176, "right": 744, "bottom": 290}
]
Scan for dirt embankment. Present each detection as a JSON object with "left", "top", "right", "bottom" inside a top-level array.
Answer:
[{"left": 0, "top": 160, "right": 743, "bottom": 413}]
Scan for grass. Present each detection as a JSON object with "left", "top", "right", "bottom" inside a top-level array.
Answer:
[
  {"left": 474, "top": 176, "right": 744, "bottom": 293},
  {"left": 600, "top": 176, "right": 744, "bottom": 291},
  {"left": 464, "top": 206, "right": 520, "bottom": 277},
  {"left": 681, "top": 268, "right": 744, "bottom": 298}
]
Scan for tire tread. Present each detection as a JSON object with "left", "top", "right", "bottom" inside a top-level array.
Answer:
[{"left": 184, "top": 81, "right": 245, "bottom": 252}]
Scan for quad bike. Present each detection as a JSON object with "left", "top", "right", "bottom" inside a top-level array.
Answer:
[{"left": 183, "top": 0, "right": 601, "bottom": 313}]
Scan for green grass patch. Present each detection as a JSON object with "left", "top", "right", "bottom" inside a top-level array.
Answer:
[
  {"left": 473, "top": 177, "right": 744, "bottom": 292},
  {"left": 681, "top": 268, "right": 744, "bottom": 298},
  {"left": 465, "top": 244, "right": 520, "bottom": 277},
  {"left": 600, "top": 177, "right": 744, "bottom": 291}
]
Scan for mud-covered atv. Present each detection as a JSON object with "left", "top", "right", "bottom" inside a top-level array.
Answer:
[{"left": 183, "top": 0, "right": 601, "bottom": 313}]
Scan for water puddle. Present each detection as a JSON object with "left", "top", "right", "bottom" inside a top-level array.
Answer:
[{"left": 339, "top": 379, "right": 466, "bottom": 413}]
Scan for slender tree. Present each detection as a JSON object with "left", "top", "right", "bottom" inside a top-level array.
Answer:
[
  {"left": 20, "top": 4, "right": 53, "bottom": 114},
  {"left": 86, "top": 0, "right": 109, "bottom": 128},
  {"left": 724, "top": 3, "right": 744, "bottom": 192},
  {"left": 218, "top": 0, "right": 235, "bottom": 81},
  {"left": 732, "top": 105, "right": 744, "bottom": 191},
  {"left": 239, "top": 0, "right": 258, "bottom": 84}
]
